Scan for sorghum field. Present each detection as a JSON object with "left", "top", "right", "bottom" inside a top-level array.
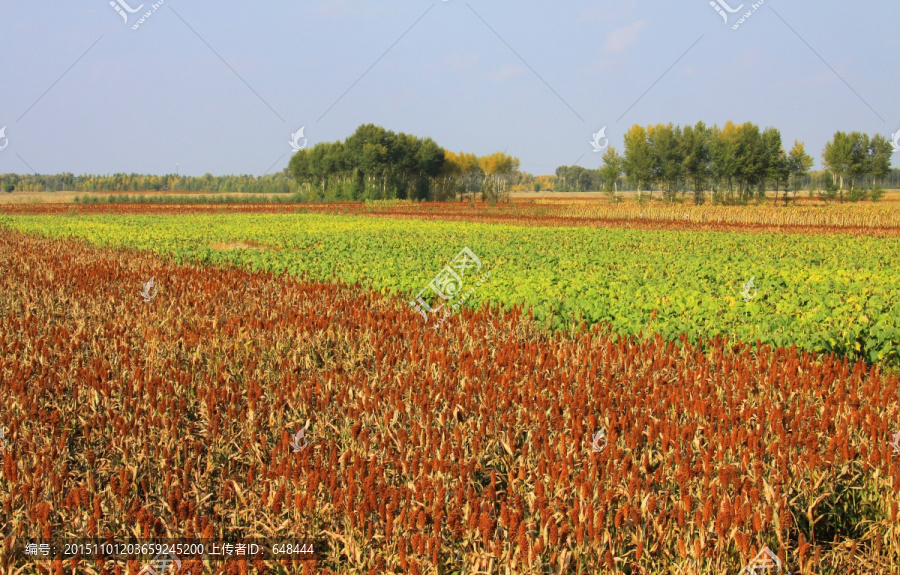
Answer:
[{"left": 1, "top": 202, "right": 900, "bottom": 574}]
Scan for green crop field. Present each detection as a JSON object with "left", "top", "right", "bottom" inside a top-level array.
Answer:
[{"left": 3, "top": 212, "right": 899, "bottom": 364}]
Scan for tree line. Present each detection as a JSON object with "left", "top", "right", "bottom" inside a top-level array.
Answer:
[
  {"left": 821, "top": 131, "right": 895, "bottom": 202},
  {"left": 289, "top": 124, "right": 520, "bottom": 202},
  {"left": 0, "top": 172, "right": 298, "bottom": 194},
  {"left": 3, "top": 122, "right": 895, "bottom": 203},
  {"left": 556, "top": 122, "right": 895, "bottom": 203}
]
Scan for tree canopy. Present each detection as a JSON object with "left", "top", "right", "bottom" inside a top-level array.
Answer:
[
  {"left": 556, "top": 122, "right": 892, "bottom": 204},
  {"left": 288, "top": 124, "right": 518, "bottom": 203}
]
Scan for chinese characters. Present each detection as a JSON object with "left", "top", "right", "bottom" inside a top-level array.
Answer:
[{"left": 410, "top": 247, "right": 489, "bottom": 329}]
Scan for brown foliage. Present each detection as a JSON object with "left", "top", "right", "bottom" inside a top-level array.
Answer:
[{"left": 0, "top": 229, "right": 898, "bottom": 573}]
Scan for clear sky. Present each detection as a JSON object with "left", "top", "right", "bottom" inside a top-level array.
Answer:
[{"left": 1, "top": 0, "right": 898, "bottom": 177}]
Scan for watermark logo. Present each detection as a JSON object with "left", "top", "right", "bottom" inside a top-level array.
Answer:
[
  {"left": 411, "top": 247, "right": 491, "bottom": 329},
  {"left": 891, "top": 129, "right": 900, "bottom": 153},
  {"left": 137, "top": 551, "right": 182, "bottom": 575},
  {"left": 890, "top": 431, "right": 900, "bottom": 454},
  {"left": 0, "top": 126, "right": 8, "bottom": 151},
  {"left": 110, "top": 0, "right": 165, "bottom": 31},
  {"left": 590, "top": 126, "right": 608, "bottom": 152},
  {"left": 720, "top": 0, "right": 764, "bottom": 31},
  {"left": 289, "top": 127, "right": 307, "bottom": 152},
  {"left": 109, "top": 0, "right": 144, "bottom": 24},
  {"left": 740, "top": 277, "right": 757, "bottom": 303},
  {"left": 590, "top": 429, "right": 607, "bottom": 453},
  {"left": 739, "top": 546, "right": 788, "bottom": 574},
  {"left": 110, "top": 0, "right": 144, "bottom": 24},
  {"left": 289, "top": 424, "right": 309, "bottom": 452},
  {"left": 140, "top": 277, "right": 157, "bottom": 302},
  {"left": 0, "top": 426, "right": 7, "bottom": 450},
  {"left": 709, "top": 0, "right": 744, "bottom": 24}
]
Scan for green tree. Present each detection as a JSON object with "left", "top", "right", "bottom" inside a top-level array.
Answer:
[
  {"left": 622, "top": 125, "right": 654, "bottom": 199},
  {"left": 762, "top": 128, "right": 789, "bottom": 204},
  {"left": 846, "top": 131, "right": 870, "bottom": 199},
  {"left": 786, "top": 141, "right": 813, "bottom": 203},
  {"left": 599, "top": 146, "right": 623, "bottom": 201},
  {"left": 823, "top": 131, "right": 853, "bottom": 198},
  {"left": 733, "top": 123, "right": 766, "bottom": 202},
  {"left": 648, "top": 123, "right": 684, "bottom": 202},
  {"left": 682, "top": 121, "right": 710, "bottom": 205},
  {"left": 868, "top": 134, "right": 893, "bottom": 185},
  {"left": 709, "top": 123, "right": 739, "bottom": 203}
]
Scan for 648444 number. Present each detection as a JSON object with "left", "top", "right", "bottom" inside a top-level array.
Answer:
[{"left": 272, "top": 543, "right": 314, "bottom": 555}]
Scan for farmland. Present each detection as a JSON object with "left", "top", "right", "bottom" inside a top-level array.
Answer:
[
  {"left": 6, "top": 1, "right": 899, "bottom": 573},
  {"left": 1, "top": 225, "right": 899, "bottom": 574},
  {"left": 6, "top": 196, "right": 900, "bottom": 236},
  {"left": 2, "top": 210, "right": 899, "bottom": 365}
]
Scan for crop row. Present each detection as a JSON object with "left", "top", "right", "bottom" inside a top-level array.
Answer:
[
  {"left": 2, "top": 213, "right": 899, "bottom": 364},
  {"left": 550, "top": 201, "right": 900, "bottom": 229},
  {"left": 4, "top": 200, "right": 900, "bottom": 236}
]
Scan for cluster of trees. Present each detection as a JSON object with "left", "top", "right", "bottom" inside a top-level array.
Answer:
[
  {"left": 558, "top": 122, "right": 816, "bottom": 204},
  {"left": 554, "top": 165, "right": 603, "bottom": 193},
  {"left": 439, "top": 150, "right": 522, "bottom": 202},
  {"left": 289, "top": 124, "right": 520, "bottom": 202},
  {"left": 0, "top": 172, "right": 298, "bottom": 194},
  {"left": 289, "top": 124, "right": 444, "bottom": 202},
  {"left": 821, "top": 131, "right": 895, "bottom": 202},
  {"left": 556, "top": 122, "right": 895, "bottom": 204}
]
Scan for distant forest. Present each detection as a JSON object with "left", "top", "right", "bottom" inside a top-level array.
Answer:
[{"left": 2, "top": 123, "right": 897, "bottom": 203}]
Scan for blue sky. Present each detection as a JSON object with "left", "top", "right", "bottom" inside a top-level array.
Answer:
[{"left": 1, "top": 0, "right": 898, "bottom": 177}]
